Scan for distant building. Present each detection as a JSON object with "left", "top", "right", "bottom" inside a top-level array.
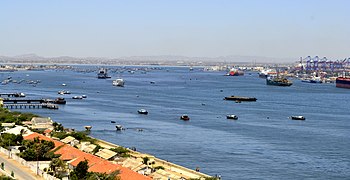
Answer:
[{"left": 30, "top": 117, "right": 53, "bottom": 130}]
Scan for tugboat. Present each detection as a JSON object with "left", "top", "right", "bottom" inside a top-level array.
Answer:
[
  {"left": 224, "top": 96, "right": 257, "bottom": 101},
  {"left": 266, "top": 75, "right": 292, "bottom": 86},
  {"left": 180, "top": 115, "right": 190, "bottom": 121},
  {"left": 226, "top": 114, "right": 238, "bottom": 120},
  {"left": 138, "top": 109, "right": 148, "bottom": 115},
  {"left": 225, "top": 68, "right": 244, "bottom": 76},
  {"left": 97, "top": 68, "right": 111, "bottom": 79}
]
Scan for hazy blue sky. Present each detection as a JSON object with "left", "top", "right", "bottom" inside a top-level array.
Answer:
[{"left": 1, "top": 0, "right": 349, "bottom": 60}]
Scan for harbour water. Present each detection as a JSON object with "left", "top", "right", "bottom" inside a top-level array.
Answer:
[{"left": 1, "top": 66, "right": 349, "bottom": 179}]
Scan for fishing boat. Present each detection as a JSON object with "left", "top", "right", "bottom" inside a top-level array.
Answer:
[
  {"left": 290, "top": 116, "right": 305, "bottom": 120},
  {"left": 180, "top": 115, "right": 190, "bottom": 121},
  {"left": 336, "top": 77, "right": 350, "bottom": 89},
  {"left": 112, "top": 78, "right": 124, "bottom": 87},
  {"left": 138, "top": 109, "right": 148, "bottom": 115},
  {"left": 226, "top": 115, "right": 238, "bottom": 120},
  {"left": 97, "top": 68, "right": 111, "bottom": 79},
  {"left": 224, "top": 96, "right": 257, "bottom": 101},
  {"left": 266, "top": 75, "right": 293, "bottom": 86}
]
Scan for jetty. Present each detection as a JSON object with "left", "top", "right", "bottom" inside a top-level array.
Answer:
[
  {"left": 0, "top": 92, "right": 26, "bottom": 98},
  {"left": 0, "top": 98, "right": 59, "bottom": 109}
]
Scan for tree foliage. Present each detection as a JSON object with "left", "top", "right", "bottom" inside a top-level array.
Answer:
[{"left": 19, "top": 138, "right": 57, "bottom": 161}]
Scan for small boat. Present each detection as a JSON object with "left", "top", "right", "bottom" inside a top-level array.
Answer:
[
  {"left": 54, "top": 97, "right": 66, "bottom": 104},
  {"left": 180, "top": 115, "right": 190, "bottom": 121},
  {"left": 58, "top": 90, "right": 71, "bottom": 95},
  {"left": 97, "top": 68, "right": 111, "bottom": 79},
  {"left": 72, "top": 96, "right": 83, "bottom": 99},
  {"left": 224, "top": 96, "right": 257, "bottom": 101},
  {"left": 111, "top": 121, "right": 116, "bottom": 123},
  {"left": 112, "top": 79, "right": 125, "bottom": 87},
  {"left": 84, "top": 126, "right": 92, "bottom": 131},
  {"left": 82, "top": 95, "right": 87, "bottom": 98},
  {"left": 62, "top": 83, "right": 67, "bottom": 86},
  {"left": 226, "top": 115, "right": 238, "bottom": 120},
  {"left": 138, "top": 109, "right": 148, "bottom": 115},
  {"left": 115, "top": 125, "right": 124, "bottom": 131},
  {"left": 290, "top": 116, "right": 305, "bottom": 120}
]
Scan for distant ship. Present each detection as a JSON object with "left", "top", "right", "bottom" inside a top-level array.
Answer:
[
  {"left": 336, "top": 77, "right": 350, "bottom": 89},
  {"left": 97, "top": 68, "right": 111, "bottom": 79},
  {"left": 258, "top": 69, "right": 277, "bottom": 78},
  {"left": 225, "top": 68, "right": 244, "bottom": 76},
  {"left": 266, "top": 76, "right": 292, "bottom": 86}
]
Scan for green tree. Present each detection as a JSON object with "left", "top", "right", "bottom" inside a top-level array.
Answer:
[
  {"left": 49, "top": 158, "right": 65, "bottom": 176},
  {"left": 70, "top": 160, "right": 89, "bottom": 180}
]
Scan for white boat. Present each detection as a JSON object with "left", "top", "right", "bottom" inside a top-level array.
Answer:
[
  {"left": 226, "top": 114, "right": 238, "bottom": 120},
  {"left": 113, "top": 79, "right": 124, "bottom": 87},
  {"left": 138, "top": 109, "right": 148, "bottom": 115}
]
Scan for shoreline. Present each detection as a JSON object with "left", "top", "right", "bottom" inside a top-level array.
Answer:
[{"left": 95, "top": 136, "right": 211, "bottom": 179}]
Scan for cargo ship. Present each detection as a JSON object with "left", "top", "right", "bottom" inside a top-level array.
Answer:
[{"left": 336, "top": 77, "right": 350, "bottom": 89}]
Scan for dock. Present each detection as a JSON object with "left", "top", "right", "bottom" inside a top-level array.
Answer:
[
  {"left": 0, "top": 93, "right": 26, "bottom": 98},
  {"left": 0, "top": 98, "right": 59, "bottom": 109}
]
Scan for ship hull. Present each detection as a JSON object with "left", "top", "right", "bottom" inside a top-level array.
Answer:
[{"left": 336, "top": 77, "right": 350, "bottom": 89}]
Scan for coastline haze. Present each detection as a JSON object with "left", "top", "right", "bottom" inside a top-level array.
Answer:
[{"left": 1, "top": 0, "right": 350, "bottom": 62}]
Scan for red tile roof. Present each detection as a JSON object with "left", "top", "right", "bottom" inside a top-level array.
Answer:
[
  {"left": 23, "top": 132, "right": 64, "bottom": 147},
  {"left": 24, "top": 132, "right": 151, "bottom": 180}
]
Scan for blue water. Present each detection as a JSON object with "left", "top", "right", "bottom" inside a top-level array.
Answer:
[{"left": 1, "top": 66, "right": 349, "bottom": 179}]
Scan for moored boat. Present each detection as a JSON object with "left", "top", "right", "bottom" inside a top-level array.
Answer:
[
  {"left": 336, "top": 77, "right": 350, "bottom": 89},
  {"left": 226, "top": 115, "right": 238, "bottom": 120},
  {"left": 112, "top": 79, "right": 125, "bottom": 87},
  {"left": 224, "top": 96, "right": 257, "bottom": 101},
  {"left": 225, "top": 68, "right": 244, "bottom": 76},
  {"left": 266, "top": 76, "right": 292, "bottom": 86},
  {"left": 290, "top": 116, "right": 305, "bottom": 120},
  {"left": 180, "top": 115, "right": 190, "bottom": 121},
  {"left": 138, "top": 109, "right": 148, "bottom": 115},
  {"left": 97, "top": 68, "right": 111, "bottom": 79}
]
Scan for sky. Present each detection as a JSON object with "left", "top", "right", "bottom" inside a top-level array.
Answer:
[{"left": 1, "top": 0, "right": 349, "bottom": 61}]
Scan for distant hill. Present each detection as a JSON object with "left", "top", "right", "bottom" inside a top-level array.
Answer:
[{"left": 0, "top": 54, "right": 295, "bottom": 65}]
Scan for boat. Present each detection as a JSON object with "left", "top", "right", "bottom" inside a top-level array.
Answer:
[
  {"left": 336, "top": 77, "right": 350, "bottom": 89},
  {"left": 58, "top": 90, "right": 71, "bottom": 95},
  {"left": 301, "top": 76, "right": 322, "bottom": 83},
  {"left": 112, "top": 79, "right": 124, "bottom": 87},
  {"left": 111, "top": 121, "right": 116, "bottom": 123},
  {"left": 225, "top": 68, "right": 244, "bottom": 76},
  {"left": 115, "top": 125, "right": 124, "bottom": 131},
  {"left": 54, "top": 97, "right": 66, "bottom": 104},
  {"left": 82, "top": 95, "right": 87, "bottom": 98},
  {"left": 258, "top": 69, "right": 277, "bottom": 78},
  {"left": 84, "top": 126, "right": 92, "bottom": 131},
  {"left": 224, "top": 96, "right": 257, "bottom": 101},
  {"left": 180, "top": 115, "right": 190, "bottom": 121},
  {"left": 14, "top": 92, "right": 26, "bottom": 97},
  {"left": 138, "top": 109, "right": 148, "bottom": 115},
  {"left": 97, "top": 68, "right": 111, "bottom": 79},
  {"left": 226, "top": 115, "right": 238, "bottom": 120},
  {"left": 266, "top": 75, "right": 292, "bottom": 86},
  {"left": 290, "top": 116, "right": 305, "bottom": 120},
  {"left": 72, "top": 96, "right": 83, "bottom": 99}
]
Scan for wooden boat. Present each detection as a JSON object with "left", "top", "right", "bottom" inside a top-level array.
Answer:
[
  {"left": 180, "top": 115, "right": 190, "bottom": 121},
  {"left": 224, "top": 96, "right": 257, "bottom": 101}
]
